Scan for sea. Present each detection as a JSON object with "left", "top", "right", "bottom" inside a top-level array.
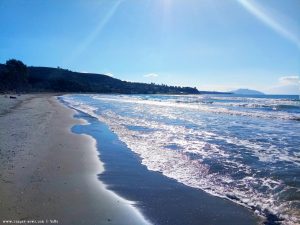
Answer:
[{"left": 61, "top": 94, "right": 300, "bottom": 225}]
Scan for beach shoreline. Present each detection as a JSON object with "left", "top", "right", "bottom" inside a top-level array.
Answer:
[
  {"left": 70, "top": 109, "right": 261, "bottom": 225},
  {"left": 0, "top": 94, "right": 149, "bottom": 225}
]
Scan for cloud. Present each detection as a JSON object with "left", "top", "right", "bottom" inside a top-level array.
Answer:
[
  {"left": 104, "top": 72, "right": 114, "bottom": 77},
  {"left": 266, "top": 75, "right": 300, "bottom": 94},
  {"left": 279, "top": 76, "right": 300, "bottom": 85},
  {"left": 144, "top": 73, "right": 159, "bottom": 78}
]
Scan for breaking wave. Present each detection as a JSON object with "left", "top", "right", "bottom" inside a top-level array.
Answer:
[{"left": 61, "top": 94, "right": 300, "bottom": 225}]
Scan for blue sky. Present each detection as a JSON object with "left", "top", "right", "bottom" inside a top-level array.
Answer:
[{"left": 0, "top": 0, "right": 299, "bottom": 94}]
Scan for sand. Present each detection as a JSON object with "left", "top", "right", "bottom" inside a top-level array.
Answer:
[
  {"left": 74, "top": 111, "right": 261, "bottom": 225},
  {"left": 0, "top": 94, "right": 150, "bottom": 225}
]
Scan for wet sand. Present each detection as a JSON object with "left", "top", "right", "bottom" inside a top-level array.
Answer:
[
  {"left": 0, "top": 94, "right": 149, "bottom": 225},
  {"left": 71, "top": 110, "right": 262, "bottom": 225}
]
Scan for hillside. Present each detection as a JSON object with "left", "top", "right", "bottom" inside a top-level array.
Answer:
[
  {"left": 0, "top": 60, "right": 199, "bottom": 94},
  {"left": 27, "top": 66, "right": 200, "bottom": 94}
]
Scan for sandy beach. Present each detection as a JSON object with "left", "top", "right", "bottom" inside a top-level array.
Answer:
[
  {"left": 0, "top": 94, "right": 149, "bottom": 225},
  {"left": 1, "top": 1, "right": 299, "bottom": 224}
]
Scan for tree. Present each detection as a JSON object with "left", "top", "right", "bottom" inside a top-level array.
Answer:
[{"left": 4, "top": 59, "right": 28, "bottom": 91}]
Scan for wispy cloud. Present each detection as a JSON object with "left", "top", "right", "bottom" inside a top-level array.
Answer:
[
  {"left": 279, "top": 75, "right": 300, "bottom": 85},
  {"left": 266, "top": 75, "right": 300, "bottom": 94},
  {"left": 237, "top": 0, "right": 300, "bottom": 48},
  {"left": 144, "top": 73, "right": 159, "bottom": 78}
]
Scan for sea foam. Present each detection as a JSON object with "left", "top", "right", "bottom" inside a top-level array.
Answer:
[{"left": 62, "top": 94, "right": 300, "bottom": 225}]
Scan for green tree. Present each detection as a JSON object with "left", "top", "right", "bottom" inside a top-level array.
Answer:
[{"left": 4, "top": 59, "right": 28, "bottom": 91}]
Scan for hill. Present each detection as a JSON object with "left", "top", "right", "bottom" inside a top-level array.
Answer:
[
  {"left": 232, "top": 88, "right": 264, "bottom": 95},
  {"left": 27, "top": 66, "right": 200, "bottom": 94},
  {"left": 1, "top": 59, "right": 233, "bottom": 95},
  {"left": 0, "top": 60, "right": 199, "bottom": 94}
]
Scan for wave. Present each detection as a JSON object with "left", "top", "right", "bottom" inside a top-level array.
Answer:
[
  {"left": 91, "top": 95, "right": 300, "bottom": 121},
  {"left": 61, "top": 94, "right": 300, "bottom": 225}
]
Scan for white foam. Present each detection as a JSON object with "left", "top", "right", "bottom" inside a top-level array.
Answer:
[
  {"left": 62, "top": 94, "right": 300, "bottom": 225},
  {"left": 92, "top": 95, "right": 300, "bottom": 121}
]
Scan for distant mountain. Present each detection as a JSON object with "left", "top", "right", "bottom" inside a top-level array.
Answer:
[{"left": 232, "top": 88, "right": 264, "bottom": 95}]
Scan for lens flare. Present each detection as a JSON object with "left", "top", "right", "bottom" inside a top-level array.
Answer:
[
  {"left": 65, "top": 0, "right": 123, "bottom": 66},
  {"left": 237, "top": 0, "right": 300, "bottom": 49}
]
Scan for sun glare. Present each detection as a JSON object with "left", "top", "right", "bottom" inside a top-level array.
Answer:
[
  {"left": 64, "top": 0, "right": 123, "bottom": 66},
  {"left": 237, "top": 0, "right": 300, "bottom": 48}
]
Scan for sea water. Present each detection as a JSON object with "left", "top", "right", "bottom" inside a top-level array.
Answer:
[{"left": 62, "top": 94, "right": 300, "bottom": 224}]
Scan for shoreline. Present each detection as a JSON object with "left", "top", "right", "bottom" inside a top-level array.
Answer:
[
  {"left": 0, "top": 94, "right": 150, "bottom": 225},
  {"left": 70, "top": 108, "right": 261, "bottom": 225}
]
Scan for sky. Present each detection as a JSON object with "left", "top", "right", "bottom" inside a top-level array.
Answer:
[{"left": 0, "top": 0, "right": 299, "bottom": 94}]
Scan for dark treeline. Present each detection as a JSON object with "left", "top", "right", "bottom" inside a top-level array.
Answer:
[
  {"left": 0, "top": 59, "right": 200, "bottom": 94},
  {"left": 0, "top": 59, "right": 29, "bottom": 92}
]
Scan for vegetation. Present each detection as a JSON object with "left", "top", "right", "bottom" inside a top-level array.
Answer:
[
  {"left": 0, "top": 59, "right": 200, "bottom": 94},
  {"left": 0, "top": 59, "right": 29, "bottom": 92}
]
